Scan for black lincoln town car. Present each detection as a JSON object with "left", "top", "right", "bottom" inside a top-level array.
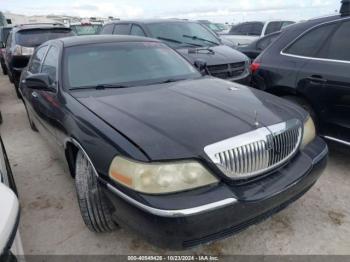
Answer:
[{"left": 19, "top": 35, "right": 328, "bottom": 249}]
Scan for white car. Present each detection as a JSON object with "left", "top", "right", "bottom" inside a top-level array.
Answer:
[
  {"left": 0, "top": 137, "right": 23, "bottom": 261},
  {"left": 221, "top": 20, "right": 294, "bottom": 47}
]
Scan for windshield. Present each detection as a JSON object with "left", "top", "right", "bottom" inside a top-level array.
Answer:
[
  {"left": 16, "top": 28, "right": 74, "bottom": 47},
  {"left": 204, "top": 23, "right": 221, "bottom": 32},
  {"left": 147, "top": 22, "right": 220, "bottom": 48},
  {"left": 70, "top": 24, "right": 102, "bottom": 35},
  {"left": 64, "top": 42, "right": 201, "bottom": 89}
]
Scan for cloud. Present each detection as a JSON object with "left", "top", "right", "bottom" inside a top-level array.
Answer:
[{"left": 1, "top": 0, "right": 340, "bottom": 22}]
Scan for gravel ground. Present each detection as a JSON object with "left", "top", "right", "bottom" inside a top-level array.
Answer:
[{"left": 0, "top": 72, "right": 349, "bottom": 255}]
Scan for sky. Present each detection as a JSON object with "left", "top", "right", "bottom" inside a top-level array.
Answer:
[{"left": 0, "top": 0, "right": 342, "bottom": 23}]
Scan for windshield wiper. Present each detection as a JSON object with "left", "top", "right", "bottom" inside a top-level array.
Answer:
[
  {"left": 182, "top": 34, "right": 219, "bottom": 46},
  {"left": 156, "top": 36, "right": 202, "bottom": 47},
  {"left": 70, "top": 84, "right": 130, "bottom": 91},
  {"left": 151, "top": 78, "right": 187, "bottom": 85}
]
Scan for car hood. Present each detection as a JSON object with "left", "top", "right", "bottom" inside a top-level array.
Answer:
[
  {"left": 73, "top": 78, "right": 307, "bottom": 161},
  {"left": 176, "top": 45, "right": 248, "bottom": 65}
]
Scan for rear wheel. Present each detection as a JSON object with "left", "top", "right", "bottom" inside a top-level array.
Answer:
[{"left": 75, "top": 150, "right": 118, "bottom": 232}]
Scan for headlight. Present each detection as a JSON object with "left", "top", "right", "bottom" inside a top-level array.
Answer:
[
  {"left": 14, "top": 45, "right": 34, "bottom": 56},
  {"left": 301, "top": 116, "right": 316, "bottom": 149},
  {"left": 108, "top": 157, "right": 219, "bottom": 194}
]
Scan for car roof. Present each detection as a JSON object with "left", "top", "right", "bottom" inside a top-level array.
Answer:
[
  {"left": 105, "top": 18, "right": 199, "bottom": 25},
  {"left": 13, "top": 23, "right": 68, "bottom": 32},
  {"left": 51, "top": 35, "right": 161, "bottom": 47}
]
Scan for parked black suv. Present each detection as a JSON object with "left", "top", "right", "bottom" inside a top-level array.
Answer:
[
  {"left": 101, "top": 19, "right": 251, "bottom": 84},
  {"left": 252, "top": 2, "right": 350, "bottom": 146},
  {"left": 4, "top": 23, "right": 74, "bottom": 98},
  {"left": 0, "top": 26, "right": 12, "bottom": 75}
]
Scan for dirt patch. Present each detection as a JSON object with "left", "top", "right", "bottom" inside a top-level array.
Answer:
[
  {"left": 270, "top": 215, "right": 294, "bottom": 234},
  {"left": 205, "top": 241, "right": 225, "bottom": 256},
  {"left": 328, "top": 211, "right": 346, "bottom": 226},
  {"left": 26, "top": 195, "right": 64, "bottom": 210}
]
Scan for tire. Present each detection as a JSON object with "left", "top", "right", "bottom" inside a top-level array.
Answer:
[
  {"left": 283, "top": 96, "right": 318, "bottom": 128},
  {"left": 75, "top": 150, "right": 117, "bottom": 232}
]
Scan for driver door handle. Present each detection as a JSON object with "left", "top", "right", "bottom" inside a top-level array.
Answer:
[
  {"left": 307, "top": 75, "right": 327, "bottom": 84},
  {"left": 32, "top": 91, "right": 38, "bottom": 99}
]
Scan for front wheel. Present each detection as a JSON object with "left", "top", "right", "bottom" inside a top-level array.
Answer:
[{"left": 75, "top": 150, "right": 118, "bottom": 232}]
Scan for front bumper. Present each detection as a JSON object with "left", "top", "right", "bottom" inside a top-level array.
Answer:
[{"left": 102, "top": 137, "right": 328, "bottom": 249}]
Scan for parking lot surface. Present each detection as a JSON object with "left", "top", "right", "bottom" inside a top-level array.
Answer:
[{"left": 0, "top": 73, "right": 349, "bottom": 255}]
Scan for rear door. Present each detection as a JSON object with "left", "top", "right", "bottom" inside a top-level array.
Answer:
[
  {"left": 298, "top": 19, "right": 350, "bottom": 142},
  {"left": 281, "top": 21, "right": 339, "bottom": 117}
]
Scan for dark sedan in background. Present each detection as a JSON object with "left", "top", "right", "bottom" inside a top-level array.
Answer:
[
  {"left": 100, "top": 19, "right": 251, "bottom": 85},
  {"left": 251, "top": 4, "right": 350, "bottom": 147},
  {"left": 19, "top": 35, "right": 327, "bottom": 249},
  {"left": 4, "top": 23, "right": 75, "bottom": 98}
]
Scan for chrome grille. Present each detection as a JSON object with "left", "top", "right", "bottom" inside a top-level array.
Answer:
[
  {"left": 207, "top": 62, "right": 246, "bottom": 80},
  {"left": 204, "top": 119, "right": 302, "bottom": 180}
]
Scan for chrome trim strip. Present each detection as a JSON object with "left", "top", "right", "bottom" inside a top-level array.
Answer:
[
  {"left": 323, "top": 136, "right": 350, "bottom": 146},
  {"left": 280, "top": 51, "right": 350, "bottom": 64},
  {"left": 107, "top": 184, "right": 237, "bottom": 218},
  {"left": 69, "top": 138, "right": 101, "bottom": 178},
  {"left": 67, "top": 138, "right": 237, "bottom": 217}
]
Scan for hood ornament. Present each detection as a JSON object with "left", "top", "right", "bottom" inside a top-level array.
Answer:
[{"left": 254, "top": 110, "right": 260, "bottom": 127}]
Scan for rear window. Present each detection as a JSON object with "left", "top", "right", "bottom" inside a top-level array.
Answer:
[
  {"left": 16, "top": 28, "right": 74, "bottom": 47},
  {"left": 70, "top": 24, "right": 102, "bottom": 35}
]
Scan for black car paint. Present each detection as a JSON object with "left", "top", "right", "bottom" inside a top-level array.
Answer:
[
  {"left": 252, "top": 15, "right": 350, "bottom": 144},
  {"left": 100, "top": 20, "right": 251, "bottom": 84},
  {"left": 20, "top": 36, "right": 327, "bottom": 249}
]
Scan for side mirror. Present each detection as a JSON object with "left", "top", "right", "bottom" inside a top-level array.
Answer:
[
  {"left": 24, "top": 73, "right": 55, "bottom": 92},
  {"left": 194, "top": 59, "right": 208, "bottom": 75},
  {"left": 0, "top": 42, "right": 4, "bottom": 48},
  {"left": 0, "top": 183, "right": 19, "bottom": 254}
]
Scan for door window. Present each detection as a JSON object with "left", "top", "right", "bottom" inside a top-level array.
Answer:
[
  {"left": 29, "top": 46, "right": 47, "bottom": 73},
  {"left": 284, "top": 22, "right": 338, "bottom": 57},
  {"left": 317, "top": 20, "right": 350, "bottom": 61},
  {"left": 250, "top": 22, "right": 264, "bottom": 36},
  {"left": 101, "top": 24, "right": 114, "bottom": 34},
  {"left": 41, "top": 46, "right": 59, "bottom": 86},
  {"left": 256, "top": 32, "right": 280, "bottom": 50},
  {"left": 113, "top": 24, "right": 130, "bottom": 35},
  {"left": 130, "top": 25, "right": 146, "bottom": 36},
  {"left": 265, "top": 22, "right": 282, "bottom": 35}
]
